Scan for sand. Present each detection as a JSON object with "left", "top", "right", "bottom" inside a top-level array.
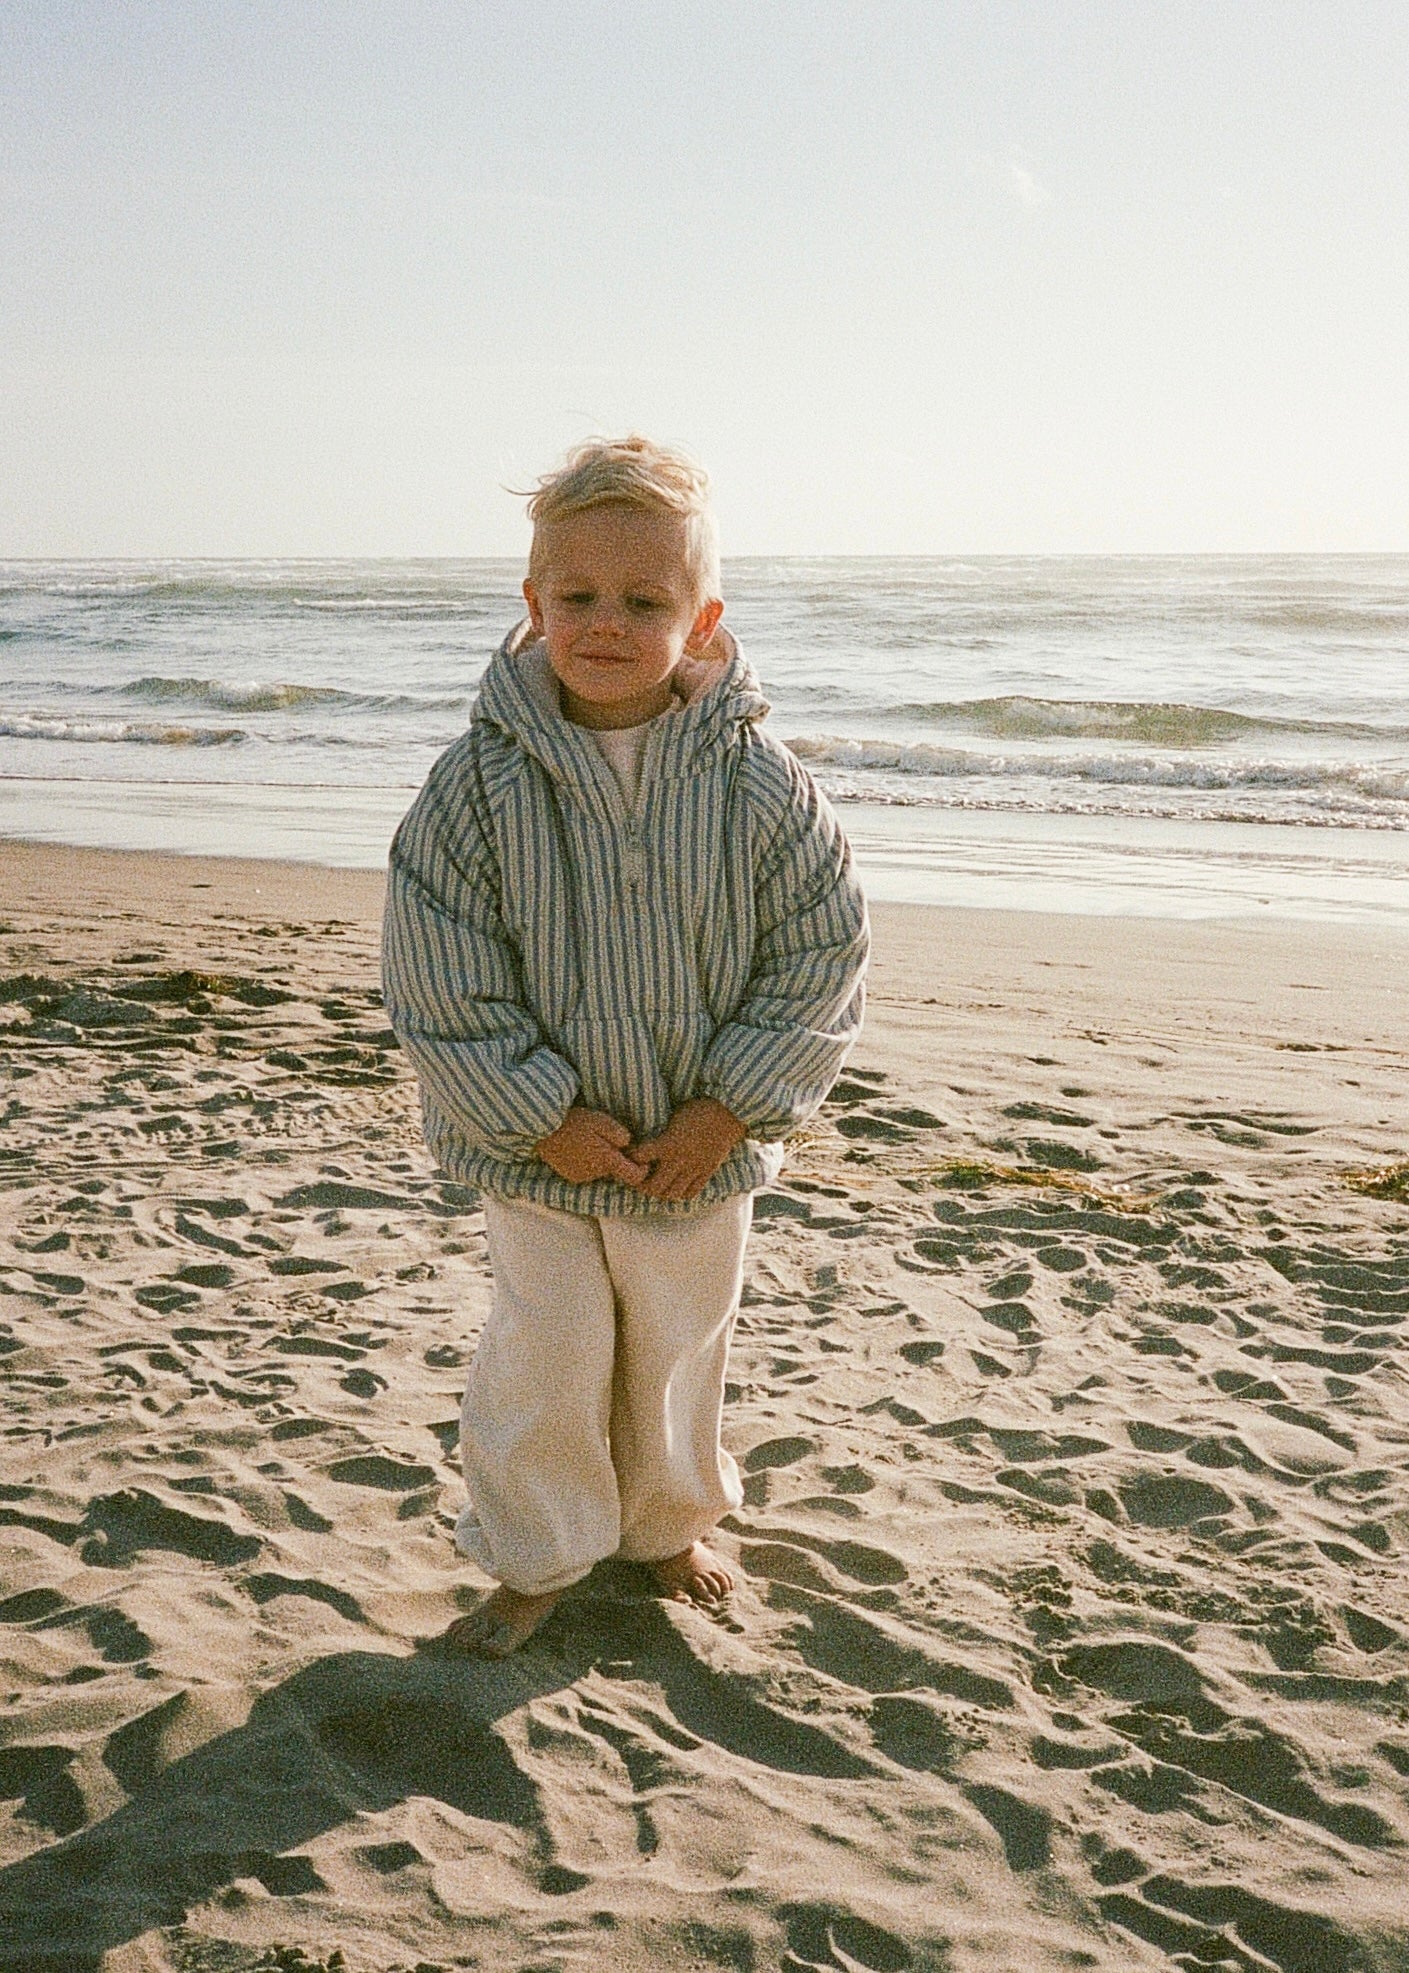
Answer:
[{"left": 1, "top": 840, "right": 1408, "bottom": 1973}]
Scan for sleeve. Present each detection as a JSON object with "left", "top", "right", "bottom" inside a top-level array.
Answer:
[
  {"left": 381, "top": 755, "right": 580, "bottom": 1160},
  {"left": 696, "top": 742, "right": 869, "bottom": 1140}
]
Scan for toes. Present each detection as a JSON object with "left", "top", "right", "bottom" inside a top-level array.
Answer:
[
  {"left": 446, "top": 1611, "right": 498, "bottom": 1649},
  {"left": 679, "top": 1567, "right": 732, "bottom": 1606},
  {"left": 650, "top": 1546, "right": 734, "bottom": 1608},
  {"left": 444, "top": 1598, "right": 535, "bottom": 1658},
  {"left": 448, "top": 1587, "right": 562, "bottom": 1657}
]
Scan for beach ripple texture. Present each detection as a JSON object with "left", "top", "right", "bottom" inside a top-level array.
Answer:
[{"left": 1, "top": 877, "right": 1408, "bottom": 1971}]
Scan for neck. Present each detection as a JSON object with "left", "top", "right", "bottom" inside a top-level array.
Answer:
[{"left": 559, "top": 680, "right": 676, "bottom": 730}]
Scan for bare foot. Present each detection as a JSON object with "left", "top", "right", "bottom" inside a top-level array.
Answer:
[
  {"left": 650, "top": 1540, "right": 734, "bottom": 1608},
  {"left": 443, "top": 1585, "right": 561, "bottom": 1659}
]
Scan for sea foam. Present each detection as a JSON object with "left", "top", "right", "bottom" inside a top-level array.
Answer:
[{"left": 0, "top": 715, "right": 244, "bottom": 747}]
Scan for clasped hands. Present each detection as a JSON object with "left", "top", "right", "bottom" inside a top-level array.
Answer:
[{"left": 534, "top": 1097, "right": 747, "bottom": 1202}]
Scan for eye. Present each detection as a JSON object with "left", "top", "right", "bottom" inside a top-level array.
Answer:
[
  {"left": 559, "top": 589, "right": 594, "bottom": 606},
  {"left": 628, "top": 595, "right": 666, "bottom": 612}
]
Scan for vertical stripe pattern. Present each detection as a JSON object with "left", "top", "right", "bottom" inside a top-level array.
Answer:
[{"left": 382, "top": 622, "right": 869, "bottom": 1218}]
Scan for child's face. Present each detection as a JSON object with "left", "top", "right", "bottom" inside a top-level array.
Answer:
[{"left": 524, "top": 504, "right": 724, "bottom": 730}]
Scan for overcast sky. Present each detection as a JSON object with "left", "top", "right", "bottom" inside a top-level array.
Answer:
[{"left": 3, "top": 1, "right": 1405, "bottom": 556}]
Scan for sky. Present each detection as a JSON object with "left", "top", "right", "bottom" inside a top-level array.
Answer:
[{"left": 2, "top": 0, "right": 1406, "bottom": 556}]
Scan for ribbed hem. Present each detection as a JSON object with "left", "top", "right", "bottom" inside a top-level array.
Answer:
[{"left": 425, "top": 1132, "right": 781, "bottom": 1218}]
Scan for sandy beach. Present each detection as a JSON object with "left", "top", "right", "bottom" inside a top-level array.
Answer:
[{"left": 2, "top": 839, "right": 1408, "bottom": 1973}]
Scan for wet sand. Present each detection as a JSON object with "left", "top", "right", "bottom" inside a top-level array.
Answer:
[{"left": 2, "top": 841, "right": 1408, "bottom": 1973}]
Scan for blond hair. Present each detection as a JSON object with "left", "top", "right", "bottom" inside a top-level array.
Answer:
[{"left": 525, "top": 434, "right": 721, "bottom": 606}]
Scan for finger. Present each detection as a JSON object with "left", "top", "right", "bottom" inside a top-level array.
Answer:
[
  {"left": 645, "top": 1166, "right": 700, "bottom": 1201},
  {"left": 610, "top": 1151, "right": 651, "bottom": 1186},
  {"left": 579, "top": 1110, "right": 627, "bottom": 1145}
]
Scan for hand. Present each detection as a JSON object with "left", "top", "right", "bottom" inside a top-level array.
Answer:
[
  {"left": 631, "top": 1097, "right": 748, "bottom": 1203},
  {"left": 535, "top": 1106, "right": 650, "bottom": 1187}
]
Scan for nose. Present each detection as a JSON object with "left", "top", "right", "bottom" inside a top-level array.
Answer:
[{"left": 587, "top": 595, "right": 627, "bottom": 635}]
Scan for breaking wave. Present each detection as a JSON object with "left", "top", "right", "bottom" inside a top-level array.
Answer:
[
  {"left": 892, "top": 696, "right": 1404, "bottom": 746},
  {"left": 117, "top": 676, "right": 347, "bottom": 712},
  {"left": 99, "top": 676, "right": 474, "bottom": 713},
  {"left": 4, "top": 558, "right": 1408, "bottom": 887},
  {"left": 788, "top": 734, "right": 1409, "bottom": 806},
  {"left": 0, "top": 715, "right": 244, "bottom": 747},
  {"left": 112, "top": 675, "right": 473, "bottom": 713}
]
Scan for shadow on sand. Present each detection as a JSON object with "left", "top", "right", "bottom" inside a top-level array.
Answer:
[
  {"left": 0, "top": 1633, "right": 574, "bottom": 1973},
  {"left": 0, "top": 1579, "right": 872, "bottom": 1973}
]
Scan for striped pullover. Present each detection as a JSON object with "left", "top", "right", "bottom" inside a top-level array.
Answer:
[{"left": 382, "top": 621, "right": 869, "bottom": 1217}]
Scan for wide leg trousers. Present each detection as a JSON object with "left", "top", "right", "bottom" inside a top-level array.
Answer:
[{"left": 454, "top": 1192, "right": 752, "bottom": 1597}]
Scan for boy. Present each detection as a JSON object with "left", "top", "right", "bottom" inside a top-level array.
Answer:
[{"left": 382, "top": 436, "right": 868, "bottom": 1657}]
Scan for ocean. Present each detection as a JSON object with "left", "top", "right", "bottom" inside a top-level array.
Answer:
[{"left": 2, "top": 555, "right": 1406, "bottom": 923}]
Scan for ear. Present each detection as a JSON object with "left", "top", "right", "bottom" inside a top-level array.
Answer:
[
  {"left": 686, "top": 598, "right": 725, "bottom": 653},
  {"left": 522, "top": 578, "right": 545, "bottom": 636}
]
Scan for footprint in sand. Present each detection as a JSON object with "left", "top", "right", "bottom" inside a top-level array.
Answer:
[
  {"left": 173, "top": 1263, "right": 235, "bottom": 1289},
  {"left": 1342, "top": 1607, "right": 1401, "bottom": 1653},
  {"left": 358, "top": 1839, "right": 422, "bottom": 1875},
  {"left": 824, "top": 1067, "right": 890, "bottom": 1107},
  {"left": 1066, "top": 1638, "right": 1398, "bottom": 1848},
  {"left": 737, "top": 1523, "right": 907, "bottom": 1589},
  {"left": 0, "top": 1745, "right": 85, "bottom": 1837},
  {"left": 742, "top": 1434, "right": 817, "bottom": 1473},
  {"left": 1022, "top": 1138, "right": 1104, "bottom": 1172},
  {"left": 281, "top": 1490, "right": 334, "bottom": 1532},
  {"left": 738, "top": 1540, "right": 838, "bottom": 1594},
  {"left": 1003, "top": 1100, "right": 1096, "bottom": 1128},
  {"left": 134, "top": 1283, "right": 201, "bottom": 1314},
  {"left": 963, "top": 1782, "right": 1053, "bottom": 1872},
  {"left": 0, "top": 1592, "right": 150, "bottom": 1669},
  {"left": 173, "top": 1202, "right": 257, "bottom": 1257},
  {"left": 339, "top": 1368, "right": 386, "bottom": 1398},
  {"left": 779, "top": 1904, "right": 918, "bottom": 1972},
  {"left": 778, "top": 1590, "right": 1015, "bottom": 1710},
  {"left": 244, "top": 1574, "right": 366, "bottom": 1624},
  {"left": 867, "top": 1693, "right": 962, "bottom": 1773},
  {"left": 26, "top": 1269, "right": 85, "bottom": 1298},
  {"left": 1114, "top": 1471, "right": 1237, "bottom": 1529},
  {"left": 275, "top": 1181, "right": 419, "bottom": 1212},
  {"left": 834, "top": 1111, "right": 926, "bottom": 1145},
  {"left": 981, "top": 1299, "right": 1037, "bottom": 1339},
  {"left": 79, "top": 1489, "right": 262, "bottom": 1568},
  {"left": 324, "top": 1454, "right": 437, "bottom": 1491}
]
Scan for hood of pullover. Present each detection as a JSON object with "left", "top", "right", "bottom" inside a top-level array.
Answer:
[{"left": 473, "top": 618, "right": 771, "bottom": 800}]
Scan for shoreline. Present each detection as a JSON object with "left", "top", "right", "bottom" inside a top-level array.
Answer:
[
  {"left": 6, "top": 830, "right": 1409, "bottom": 972},
  {"left": 6, "top": 775, "right": 1408, "bottom": 925}
]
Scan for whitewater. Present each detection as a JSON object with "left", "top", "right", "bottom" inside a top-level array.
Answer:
[{"left": 1, "top": 555, "right": 1406, "bottom": 921}]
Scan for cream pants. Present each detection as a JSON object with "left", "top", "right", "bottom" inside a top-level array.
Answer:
[{"left": 454, "top": 1191, "right": 752, "bottom": 1596}]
